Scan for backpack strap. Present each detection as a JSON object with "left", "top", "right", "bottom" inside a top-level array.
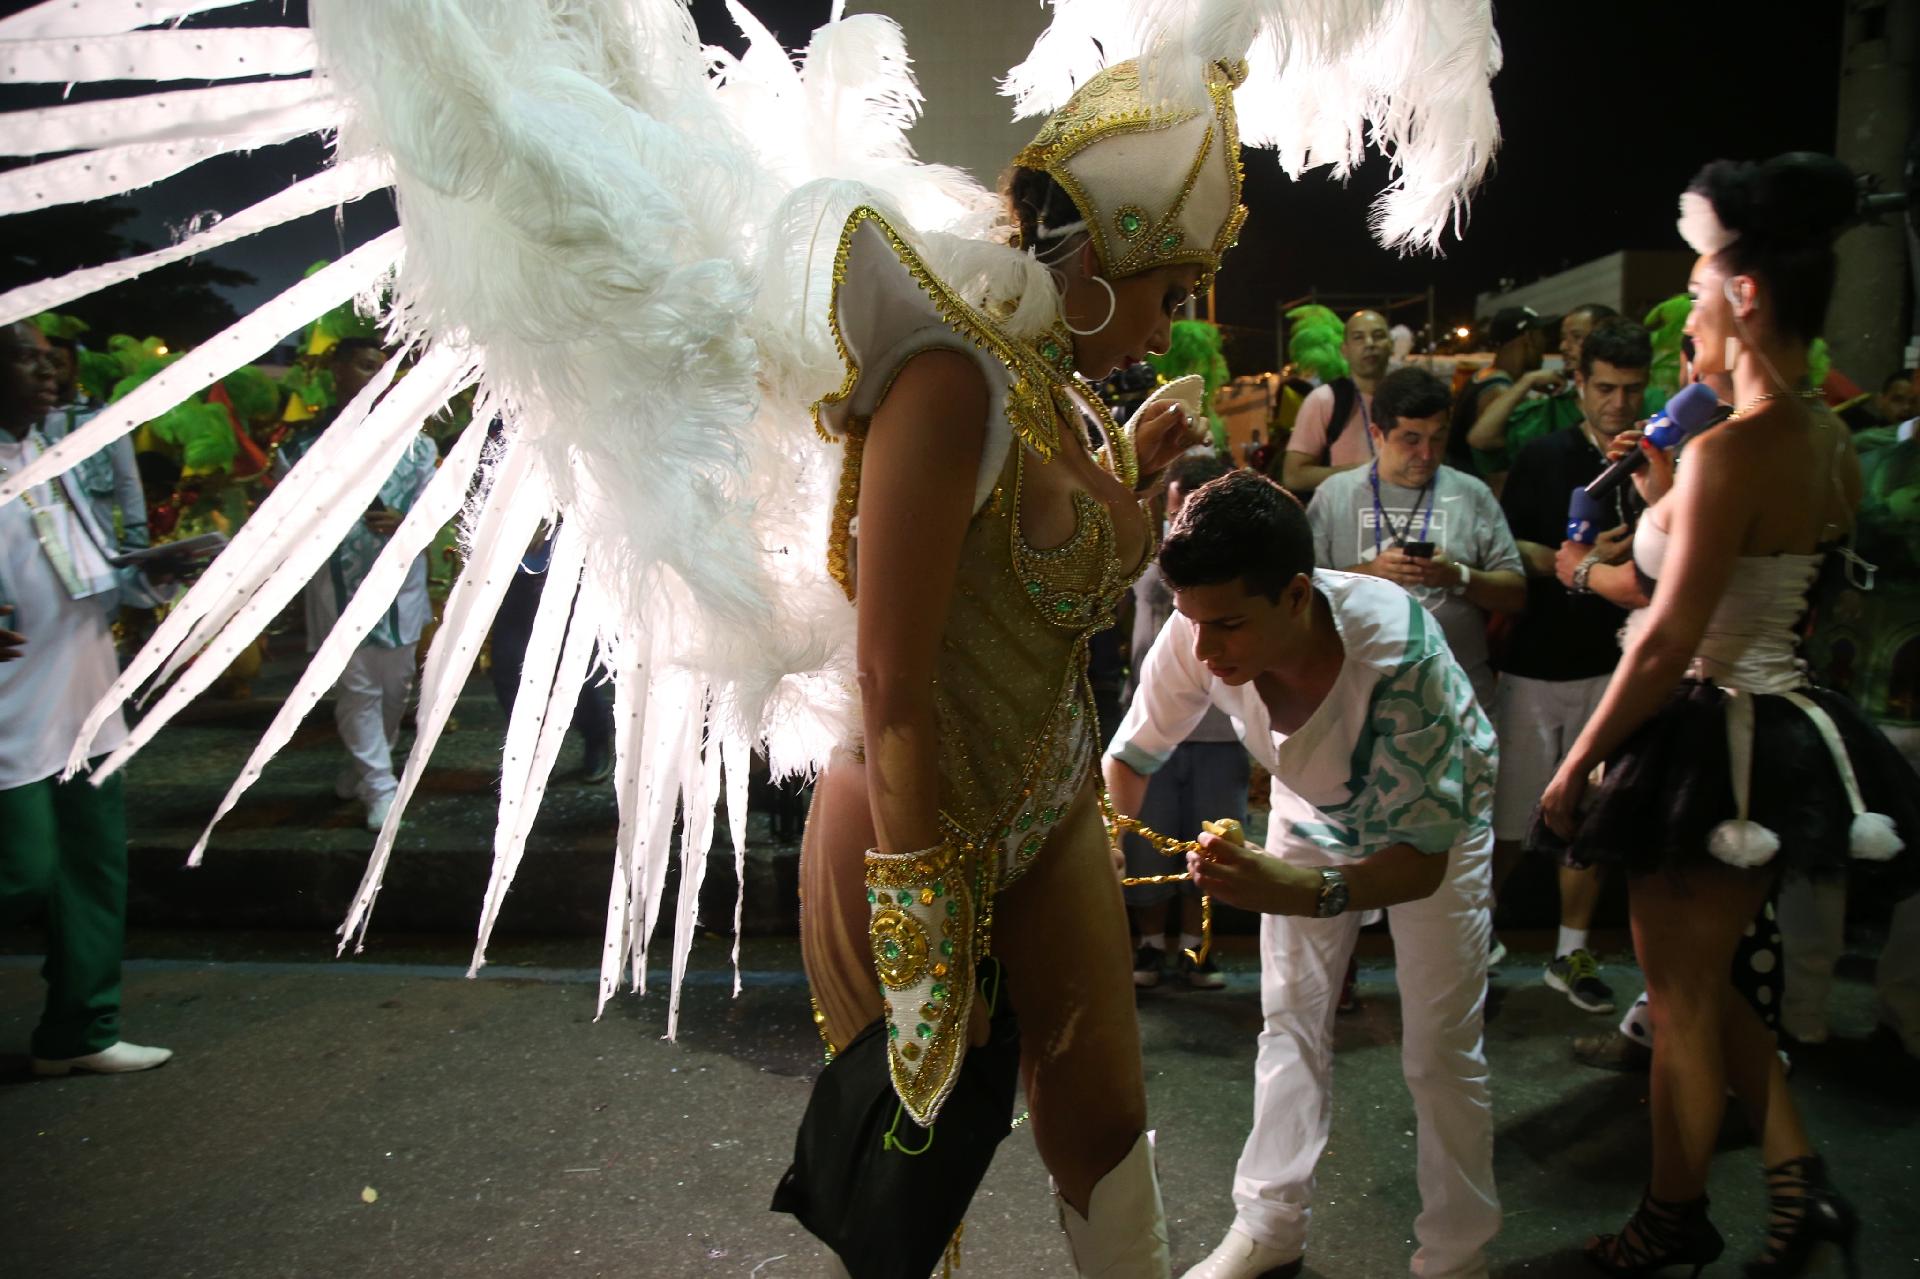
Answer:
[{"left": 1323, "top": 377, "right": 1357, "bottom": 447}]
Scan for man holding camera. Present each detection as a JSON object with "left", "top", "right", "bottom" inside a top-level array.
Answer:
[{"left": 1306, "top": 366, "right": 1525, "bottom": 712}]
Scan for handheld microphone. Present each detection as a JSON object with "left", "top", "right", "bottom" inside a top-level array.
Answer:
[
  {"left": 1566, "top": 488, "right": 1609, "bottom": 545},
  {"left": 1583, "top": 382, "right": 1727, "bottom": 503}
]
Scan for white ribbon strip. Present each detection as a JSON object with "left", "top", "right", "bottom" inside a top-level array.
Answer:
[
  {"left": 337, "top": 433, "right": 550, "bottom": 954},
  {"left": 0, "top": 27, "right": 315, "bottom": 84},
  {"left": 0, "top": 106, "right": 332, "bottom": 215},
  {"left": 0, "top": 77, "right": 325, "bottom": 158},
  {"left": 0, "top": 156, "right": 387, "bottom": 328},
  {"left": 0, "top": 1, "right": 257, "bottom": 40},
  {"left": 1780, "top": 691, "right": 1868, "bottom": 817}
]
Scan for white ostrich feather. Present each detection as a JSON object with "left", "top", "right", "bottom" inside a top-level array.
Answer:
[
  {"left": 1677, "top": 190, "right": 1738, "bottom": 257},
  {"left": 1004, "top": 0, "right": 1503, "bottom": 253}
]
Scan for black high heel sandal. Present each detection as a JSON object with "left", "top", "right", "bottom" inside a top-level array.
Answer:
[
  {"left": 1744, "top": 1154, "right": 1860, "bottom": 1278},
  {"left": 1585, "top": 1191, "right": 1725, "bottom": 1277}
]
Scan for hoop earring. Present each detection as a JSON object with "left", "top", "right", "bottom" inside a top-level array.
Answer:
[{"left": 1064, "top": 275, "right": 1116, "bottom": 336}]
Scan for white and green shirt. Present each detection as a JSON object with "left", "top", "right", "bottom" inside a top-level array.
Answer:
[{"left": 1108, "top": 570, "right": 1496, "bottom": 859}]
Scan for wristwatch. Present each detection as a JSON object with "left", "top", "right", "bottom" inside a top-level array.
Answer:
[
  {"left": 1449, "top": 561, "right": 1471, "bottom": 596},
  {"left": 1570, "top": 548, "right": 1603, "bottom": 595},
  {"left": 1314, "top": 867, "right": 1350, "bottom": 918}
]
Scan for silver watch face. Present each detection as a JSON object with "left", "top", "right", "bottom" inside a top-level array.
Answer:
[{"left": 1318, "top": 869, "right": 1350, "bottom": 917}]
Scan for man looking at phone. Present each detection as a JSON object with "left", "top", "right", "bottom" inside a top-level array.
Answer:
[
  {"left": 0, "top": 320, "right": 181, "bottom": 1075},
  {"left": 1306, "top": 365, "right": 1524, "bottom": 711},
  {"left": 276, "top": 340, "right": 438, "bottom": 831}
]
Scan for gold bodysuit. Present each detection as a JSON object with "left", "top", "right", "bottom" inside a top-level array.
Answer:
[{"left": 816, "top": 206, "right": 1151, "bottom": 1123}]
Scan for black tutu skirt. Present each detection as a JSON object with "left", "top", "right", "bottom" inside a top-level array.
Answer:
[{"left": 1550, "top": 680, "right": 1919, "bottom": 892}]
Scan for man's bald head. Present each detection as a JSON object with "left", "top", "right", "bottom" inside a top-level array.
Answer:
[{"left": 1342, "top": 310, "right": 1392, "bottom": 381}]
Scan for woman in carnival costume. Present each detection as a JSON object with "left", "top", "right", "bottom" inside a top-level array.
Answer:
[
  {"left": 788, "top": 58, "right": 1242, "bottom": 1277},
  {"left": 1541, "top": 152, "right": 1917, "bottom": 1278}
]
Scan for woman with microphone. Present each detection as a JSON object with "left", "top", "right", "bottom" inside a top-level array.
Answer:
[{"left": 1541, "top": 153, "right": 1917, "bottom": 1277}]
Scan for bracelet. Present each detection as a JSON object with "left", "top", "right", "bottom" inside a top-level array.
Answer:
[
  {"left": 865, "top": 841, "right": 976, "bottom": 1125},
  {"left": 1570, "top": 548, "right": 1602, "bottom": 595}
]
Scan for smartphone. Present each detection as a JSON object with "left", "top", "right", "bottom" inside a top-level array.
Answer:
[{"left": 1402, "top": 540, "right": 1435, "bottom": 559}]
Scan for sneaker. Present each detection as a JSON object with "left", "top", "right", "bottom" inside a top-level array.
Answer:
[
  {"left": 1546, "top": 948, "right": 1616, "bottom": 1013},
  {"left": 1180, "top": 951, "right": 1226, "bottom": 990},
  {"left": 1132, "top": 943, "right": 1165, "bottom": 989},
  {"left": 365, "top": 792, "right": 396, "bottom": 833},
  {"left": 1571, "top": 1030, "right": 1650, "bottom": 1073},
  {"left": 33, "top": 1040, "right": 173, "bottom": 1076},
  {"left": 1488, "top": 934, "right": 1508, "bottom": 971}
]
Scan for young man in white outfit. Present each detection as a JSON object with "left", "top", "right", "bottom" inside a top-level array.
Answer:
[
  {"left": 1104, "top": 470, "right": 1500, "bottom": 1279},
  {"left": 274, "top": 340, "right": 439, "bottom": 831}
]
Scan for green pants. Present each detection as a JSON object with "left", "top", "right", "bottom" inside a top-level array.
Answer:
[{"left": 0, "top": 764, "right": 127, "bottom": 1059}]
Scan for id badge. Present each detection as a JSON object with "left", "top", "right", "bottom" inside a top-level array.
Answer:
[{"left": 31, "top": 505, "right": 89, "bottom": 599}]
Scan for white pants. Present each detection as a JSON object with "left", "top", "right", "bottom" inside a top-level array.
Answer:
[
  {"left": 1232, "top": 831, "right": 1500, "bottom": 1278},
  {"left": 1777, "top": 874, "right": 1920, "bottom": 1054},
  {"left": 335, "top": 643, "right": 416, "bottom": 803}
]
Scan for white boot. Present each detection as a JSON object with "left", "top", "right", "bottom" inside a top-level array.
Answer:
[
  {"left": 1057, "top": 1132, "right": 1171, "bottom": 1278},
  {"left": 1179, "top": 1226, "right": 1301, "bottom": 1279}
]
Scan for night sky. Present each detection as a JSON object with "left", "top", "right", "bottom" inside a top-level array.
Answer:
[{"left": 7, "top": 1, "right": 1846, "bottom": 354}]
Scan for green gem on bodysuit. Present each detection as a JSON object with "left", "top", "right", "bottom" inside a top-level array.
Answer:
[
  {"left": 1041, "top": 340, "right": 1062, "bottom": 364},
  {"left": 1053, "top": 598, "right": 1075, "bottom": 615},
  {"left": 883, "top": 939, "right": 901, "bottom": 960},
  {"left": 933, "top": 881, "right": 945, "bottom": 896},
  {"left": 889, "top": 1023, "right": 899, "bottom": 1040},
  {"left": 866, "top": 889, "right": 877, "bottom": 904},
  {"left": 1021, "top": 835, "right": 1041, "bottom": 858},
  {"left": 1025, "top": 581, "right": 1042, "bottom": 597},
  {"left": 1017, "top": 812, "right": 1034, "bottom": 831},
  {"left": 930, "top": 982, "right": 949, "bottom": 1000},
  {"left": 917, "top": 1023, "right": 932, "bottom": 1038},
  {"left": 941, "top": 939, "right": 955, "bottom": 956},
  {"left": 897, "top": 890, "right": 912, "bottom": 905},
  {"left": 1068, "top": 702, "right": 1081, "bottom": 719},
  {"left": 946, "top": 900, "right": 958, "bottom": 918}
]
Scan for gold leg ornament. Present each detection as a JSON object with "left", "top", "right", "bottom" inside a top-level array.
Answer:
[{"left": 1099, "top": 791, "right": 1215, "bottom": 966}]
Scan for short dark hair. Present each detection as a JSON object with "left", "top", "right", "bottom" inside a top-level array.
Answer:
[
  {"left": 1372, "top": 365, "right": 1451, "bottom": 430},
  {"left": 1578, "top": 318, "right": 1653, "bottom": 379},
  {"left": 1885, "top": 369, "right": 1916, "bottom": 391},
  {"left": 1168, "top": 451, "right": 1232, "bottom": 494},
  {"left": 329, "top": 336, "right": 386, "bottom": 365},
  {"left": 1566, "top": 303, "right": 1619, "bottom": 326},
  {"left": 1159, "top": 470, "right": 1313, "bottom": 603}
]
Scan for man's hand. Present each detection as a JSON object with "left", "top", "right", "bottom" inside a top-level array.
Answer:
[
  {"left": 1132, "top": 399, "right": 1206, "bottom": 478},
  {"left": 1555, "top": 540, "right": 1597, "bottom": 589},
  {"left": 1371, "top": 546, "right": 1460, "bottom": 590},
  {"left": 364, "top": 508, "right": 403, "bottom": 537},
  {"left": 1594, "top": 522, "right": 1633, "bottom": 566},
  {"left": 0, "top": 605, "right": 23, "bottom": 661},
  {"left": 1188, "top": 821, "right": 1320, "bottom": 915}
]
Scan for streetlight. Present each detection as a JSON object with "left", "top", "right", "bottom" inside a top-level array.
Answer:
[{"left": 1453, "top": 326, "right": 1470, "bottom": 340}]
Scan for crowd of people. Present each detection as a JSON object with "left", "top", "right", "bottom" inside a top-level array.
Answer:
[{"left": 3, "top": 57, "right": 1916, "bottom": 1279}]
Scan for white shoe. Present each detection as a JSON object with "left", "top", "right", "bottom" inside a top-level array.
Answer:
[
  {"left": 1057, "top": 1132, "right": 1170, "bottom": 1277},
  {"left": 1179, "top": 1226, "right": 1301, "bottom": 1279},
  {"left": 365, "top": 792, "right": 395, "bottom": 832},
  {"left": 33, "top": 1040, "right": 173, "bottom": 1076},
  {"left": 334, "top": 767, "right": 360, "bottom": 801}
]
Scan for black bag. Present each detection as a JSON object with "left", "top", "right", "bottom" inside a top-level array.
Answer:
[{"left": 771, "top": 959, "right": 1021, "bottom": 1279}]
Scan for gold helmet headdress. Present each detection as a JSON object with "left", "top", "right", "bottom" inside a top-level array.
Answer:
[{"left": 1013, "top": 58, "right": 1247, "bottom": 289}]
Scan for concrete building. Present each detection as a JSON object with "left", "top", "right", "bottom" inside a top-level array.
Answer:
[{"left": 1475, "top": 249, "right": 1695, "bottom": 327}]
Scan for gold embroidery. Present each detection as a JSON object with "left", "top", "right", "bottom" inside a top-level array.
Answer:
[{"left": 871, "top": 907, "right": 931, "bottom": 989}]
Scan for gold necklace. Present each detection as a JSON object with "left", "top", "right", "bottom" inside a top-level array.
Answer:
[{"left": 1730, "top": 387, "right": 1823, "bottom": 419}]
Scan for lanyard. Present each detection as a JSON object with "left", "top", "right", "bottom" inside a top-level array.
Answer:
[
  {"left": 0, "top": 432, "right": 94, "bottom": 597},
  {"left": 1369, "top": 462, "right": 1435, "bottom": 557},
  {"left": 1357, "top": 391, "right": 1375, "bottom": 458}
]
